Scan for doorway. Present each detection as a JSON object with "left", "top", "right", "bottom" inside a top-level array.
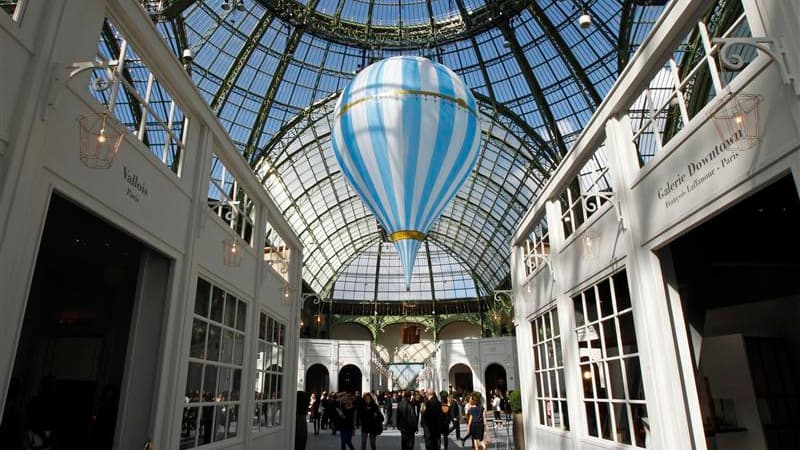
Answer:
[
  {"left": 0, "top": 194, "right": 171, "bottom": 449},
  {"left": 662, "top": 175, "right": 800, "bottom": 450},
  {"left": 449, "top": 363, "right": 473, "bottom": 395},
  {"left": 337, "top": 365, "right": 362, "bottom": 393},
  {"left": 305, "top": 364, "right": 330, "bottom": 396},
  {"left": 484, "top": 363, "right": 507, "bottom": 397}
]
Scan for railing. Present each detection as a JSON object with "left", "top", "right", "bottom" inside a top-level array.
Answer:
[
  {"left": 558, "top": 146, "right": 613, "bottom": 240},
  {"left": 90, "top": 18, "right": 189, "bottom": 175},
  {"left": 523, "top": 218, "right": 550, "bottom": 278},
  {"left": 209, "top": 154, "right": 257, "bottom": 246},
  {"left": 629, "top": 5, "right": 752, "bottom": 166}
]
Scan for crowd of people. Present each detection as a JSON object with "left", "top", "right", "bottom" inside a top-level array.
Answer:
[{"left": 306, "top": 388, "right": 513, "bottom": 450}]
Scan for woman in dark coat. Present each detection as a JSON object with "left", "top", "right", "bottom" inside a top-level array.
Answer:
[{"left": 358, "top": 392, "right": 384, "bottom": 450}]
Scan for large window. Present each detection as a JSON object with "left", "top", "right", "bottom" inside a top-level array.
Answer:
[
  {"left": 253, "top": 312, "right": 286, "bottom": 432},
  {"left": 573, "top": 269, "right": 648, "bottom": 447},
  {"left": 532, "top": 306, "right": 569, "bottom": 430},
  {"left": 181, "top": 278, "right": 247, "bottom": 449}
]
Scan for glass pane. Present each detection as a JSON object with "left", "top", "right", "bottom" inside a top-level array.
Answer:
[
  {"left": 631, "top": 404, "right": 648, "bottom": 447},
  {"left": 234, "top": 333, "right": 245, "bottom": 366},
  {"left": 259, "top": 313, "right": 266, "bottom": 340},
  {"left": 231, "top": 368, "right": 242, "bottom": 401},
  {"left": 597, "top": 279, "right": 613, "bottom": 318},
  {"left": 585, "top": 403, "right": 598, "bottom": 437},
  {"left": 560, "top": 401, "right": 570, "bottom": 430},
  {"left": 585, "top": 287, "right": 598, "bottom": 323},
  {"left": 595, "top": 364, "right": 609, "bottom": 400},
  {"left": 554, "top": 339, "right": 563, "bottom": 366},
  {"left": 625, "top": 357, "right": 645, "bottom": 400},
  {"left": 190, "top": 319, "right": 207, "bottom": 359},
  {"left": 573, "top": 295, "right": 585, "bottom": 327},
  {"left": 224, "top": 294, "right": 237, "bottom": 328},
  {"left": 581, "top": 364, "right": 593, "bottom": 398},
  {"left": 275, "top": 374, "right": 283, "bottom": 398},
  {"left": 274, "top": 401, "right": 282, "bottom": 425},
  {"left": 538, "top": 400, "right": 545, "bottom": 425},
  {"left": 603, "top": 319, "right": 620, "bottom": 358},
  {"left": 195, "top": 278, "right": 210, "bottom": 317},
  {"left": 607, "top": 359, "right": 625, "bottom": 400},
  {"left": 236, "top": 300, "right": 247, "bottom": 332},
  {"left": 613, "top": 270, "right": 631, "bottom": 312},
  {"left": 226, "top": 405, "right": 239, "bottom": 438},
  {"left": 618, "top": 312, "right": 639, "bottom": 354},
  {"left": 207, "top": 325, "right": 221, "bottom": 361},
  {"left": 551, "top": 310, "right": 560, "bottom": 335},
  {"left": 221, "top": 329, "right": 234, "bottom": 364},
  {"left": 179, "top": 406, "right": 198, "bottom": 449},
  {"left": 279, "top": 324, "right": 286, "bottom": 346},
  {"left": 198, "top": 406, "right": 214, "bottom": 445},
  {"left": 203, "top": 365, "right": 218, "bottom": 399},
  {"left": 218, "top": 367, "right": 232, "bottom": 401},
  {"left": 213, "top": 405, "right": 227, "bottom": 441},
  {"left": 211, "top": 287, "right": 225, "bottom": 323},
  {"left": 614, "top": 403, "right": 631, "bottom": 444},
  {"left": 531, "top": 321, "right": 539, "bottom": 345},
  {"left": 557, "top": 370, "right": 566, "bottom": 399},
  {"left": 186, "top": 362, "right": 203, "bottom": 400},
  {"left": 267, "top": 317, "right": 275, "bottom": 344},
  {"left": 598, "top": 402, "right": 612, "bottom": 440},
  {"left": 536, "top": 373, "right": 543, "bottom": 397}
]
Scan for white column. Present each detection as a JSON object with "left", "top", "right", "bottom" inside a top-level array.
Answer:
[{"left": 605, "top": 115, "right": 698, "bottom": 450}]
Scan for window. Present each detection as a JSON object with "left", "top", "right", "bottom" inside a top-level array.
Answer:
[
  {"left": 573, "top": 270, "right": 648, "bottom": 447},
  {"left": 92, "top": 19, "right": 189, "bottom": 175},
  {"left": 1, "top": 0, "right": 25, "bottom": 21},
  {"left": 253, "top": 312, "right": 286, "bottom": 433},
  {"left": 181, "top": 278, "right": 247, "bottom": 449},
  {"left": 532, "top": 307, "right": 569, "bottom": 430},
  {"left": 401, "top": 325, "right": 420, "bottom": 345}
]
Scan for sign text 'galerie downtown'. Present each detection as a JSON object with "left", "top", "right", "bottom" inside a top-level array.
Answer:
[{"left": 656, "top": 128, "right": 745, "bottom": 209}]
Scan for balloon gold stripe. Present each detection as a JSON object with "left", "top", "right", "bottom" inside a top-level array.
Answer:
[
  {"left": 389, "top": 230, "right": 427, "bottom": 242},
  {"left": 336, "top": 89, "right": 478, "bottom": 118}
]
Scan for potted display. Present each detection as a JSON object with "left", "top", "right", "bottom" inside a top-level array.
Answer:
[{"left": 509, "top": 390, "right": 525, "bottom": 450}]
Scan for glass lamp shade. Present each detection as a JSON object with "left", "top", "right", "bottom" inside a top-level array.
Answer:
[
  {"left": 78, "top": 113, "right": 126, "bottom": 169},
  {"left": 713, "top": 93, "right": 762, "bottom": 152},
  {"left": 222, "top": 238, "right": 243, "bottom": 267}
]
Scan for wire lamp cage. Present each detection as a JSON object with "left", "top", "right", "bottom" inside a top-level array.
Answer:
[
  {"left": 78, "top": 112, "right": 126, "bottom": 169},
  {"left": 222, "top": 237, "right": 243, "bottom": 267},
  {"left": 712, "top": 92, "right": 762, "bottom": 152}
]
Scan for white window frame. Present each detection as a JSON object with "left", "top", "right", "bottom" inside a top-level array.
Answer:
[
  {"left": 531, "top": 306, "right": 569, "bottom": 431},
  {"left": 252, "top": 311, "right": 286, "bottom": 434}
]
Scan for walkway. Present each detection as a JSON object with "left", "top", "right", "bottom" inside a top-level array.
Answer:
[{"left": 302, "top": 420, "right": 515, "bottom": 450}]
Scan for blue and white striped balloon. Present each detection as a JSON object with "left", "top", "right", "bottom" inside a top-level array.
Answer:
[{"left": 332, "top": 56, "right": 481, "bottom": 289}]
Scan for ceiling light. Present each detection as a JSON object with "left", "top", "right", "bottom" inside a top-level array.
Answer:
[
  {"left": 578, "top": 9, "right": 592, "bottom": 29},
  {"left": 221, "top": 1, "right": 231, "bottom": 11}
]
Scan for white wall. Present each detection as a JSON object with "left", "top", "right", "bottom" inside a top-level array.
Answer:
[
  {"left": 331, "top": 322, "right": 373, "bottom": 341},
  {"left": 374, "top": 322, "right": 436, "bottom": 364},
  {"left": 438, "top": 321, "right": 481, "bottom": 340},
  {"left": 0, "top": 2, "right": 303, "bottom": 450}
]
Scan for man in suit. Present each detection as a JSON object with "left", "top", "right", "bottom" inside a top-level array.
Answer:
[
  {"left": 421, "top": 389, "right": 442, "bottom": 450},
  {"left": 396, "top": 391, "right": 418, "bottom": 450}
]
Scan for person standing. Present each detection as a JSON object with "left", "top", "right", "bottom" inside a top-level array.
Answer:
[
  {"left": 445, "top": 393, "right": 462, "bottom": 442},
  {"left": 466, "top": 393, "right": 488, "bottom": 450},
  {"left": 310, "top": 392, "right": 321, "bottom": 435},
  {"left": 421, "top": 389, "right": 442, "bottom": 450},
  {"left": 396, "top": 391, "right": 418, "bottom": 450},
  {"left": 382, "top": 392, "right": 393, "bottom": 429},
  {"left": 491, "top": 391, "right": 502, "bottom": 421},
  {"left": 336, "top": 393, "right": 357, "bottom": 450},
  {"left": 358, "top": 392, "right": 383, "bottom": 450}
]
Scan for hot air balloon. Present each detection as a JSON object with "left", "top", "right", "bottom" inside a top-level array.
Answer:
[{"left": 332, "top": 56, "right": 481, "bottom": 289}]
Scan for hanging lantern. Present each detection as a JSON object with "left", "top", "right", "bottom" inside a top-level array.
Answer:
[
  {"left": 712, "top": 92, "right": 762, "bottom": 152},
  {"left": 222, "top": 237, "right": 242, "bottom": 267},
  {"left": 332, "top": 56, "right": 481, "bottom": 289},
  {"left": 78, "top": 112, "right": 126, "bottom": 169}
]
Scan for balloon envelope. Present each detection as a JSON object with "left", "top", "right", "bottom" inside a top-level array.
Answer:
[{"left": 332, "top": 56, "right": 481, "bottom": 289}]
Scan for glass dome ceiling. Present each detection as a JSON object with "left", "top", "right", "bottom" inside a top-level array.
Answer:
[{"left": 149, "top": 0, "right": 667, "bottom": 298}]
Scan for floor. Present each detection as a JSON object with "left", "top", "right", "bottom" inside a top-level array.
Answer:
[{"left": 302, "top": 420, "right": 515, "bottom": 450}]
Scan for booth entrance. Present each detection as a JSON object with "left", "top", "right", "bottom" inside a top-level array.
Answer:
[
  {"left": 337, "top": 364, "right": 362, "bottom": 393},
  {"left": 449, "top": 363, "right": 473, "bottom": 395},
  {"left": 0, "top": 194, "right": 172, "bottom": 450},
  {"left": 305, "top": 364, "right": 330, "bottom": 396},
  {"left": 484, "top": 363, "right": 507, "bottom": 396},
  {"left": 662, "top": 175, "right": 800, "bottom": 450}
]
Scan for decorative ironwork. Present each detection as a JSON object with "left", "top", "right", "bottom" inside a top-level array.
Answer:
[{"left": 713, "top": 37, "right": 797, "bottom": 95}]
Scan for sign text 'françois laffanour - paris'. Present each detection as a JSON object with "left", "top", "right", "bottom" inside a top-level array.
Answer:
[
  {"left": 123, "top": 165, "right": 149, "bottom": 203},
  {"left": 656, "top": 128, "right": 745, "bottom": 209}
]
